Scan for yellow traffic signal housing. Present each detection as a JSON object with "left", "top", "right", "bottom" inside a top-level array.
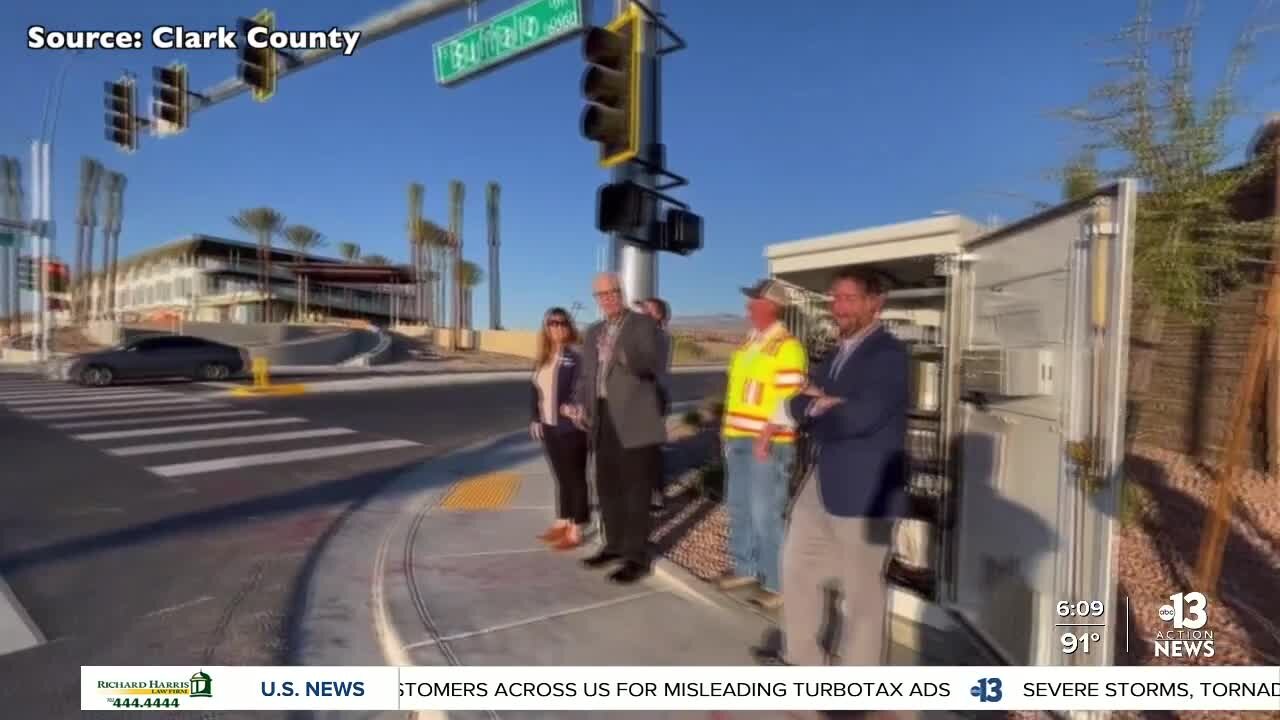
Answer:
[
  {"left": 238, "top": 10, "right": 277, "bottom": 101},
  {"left": 152, "top": 63, "right": 189, "bottom": 131},
  {"left": 581, "top": 5, "right": 643, "bottom": 168}
]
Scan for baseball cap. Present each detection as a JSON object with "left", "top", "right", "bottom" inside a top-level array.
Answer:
[{"left": 740, "top": 279, "right": 790, "bottom": 307}]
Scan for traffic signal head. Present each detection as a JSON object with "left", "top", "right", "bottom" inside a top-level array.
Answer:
[
  {"left": 581, "top": 7, "right": 642, "bottom": 168},
  {"left": 238, "top": 11, "right": 277, "bottom": 101},
  {"left": 104, "top": 79, "right": 137, "bottom": 152},
  {"left": 596, "top": 181, "right": 646, "bottom": 234},
  {"left": 152, "top": 64, "right": 189, "bottom": 132},
  {"left": 661, "top": 209, "right": 703, "bottom": 256}
]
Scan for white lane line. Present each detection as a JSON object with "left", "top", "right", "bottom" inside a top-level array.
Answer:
[
  {"left": 3, "top": 393, "right": 183, "bottom": 408},
  {"left": 22, "top": 400, "right": 224, "bottom": 420},
  {"left": 72, "top": 417, "right": 306, "bottom": 441},
  {"left": 147, "top": 439, "right": 421, "bottom": 478},
  {"left": 0, "top": 384, "right": 183, "bottom": 394},
  {"left": 108, "top": 427, "right": 359, "bottom": 457},
  {"left": 50, "top": 410, "right": 266, "bottom": 429},
  {"left": 13, "top": 397, "right": 217, "bottom": 414},
  {"left": 0, "top": 390, "right": 168, "bottom": 402}
]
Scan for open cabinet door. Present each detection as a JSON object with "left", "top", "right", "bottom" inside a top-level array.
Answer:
[{"left": 942, "top": 181, "right": 1136, "bottom": 667}]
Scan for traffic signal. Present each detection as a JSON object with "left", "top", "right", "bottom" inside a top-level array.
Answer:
[
  {"left": 45, "top": 260, "right": 69, "bottom": 293},
  {"left": 238, "top": 11, "right": 277, "bottom": 101},
  {"left": 152, "top": 64, "right": 189, "bottom": 131},
  {"left": 660, "top": 208, "right": 703, "bottom": 256},
  {"left": 16, "top": 256, "right": 35, "bottom": 290},
  {"left": 104, "top": 78, "right": 137, "bottom": 152},
  {"left": 581, "top": 6, "right": 642, "bottom": 168},
  {"left": 596, "top": 181, "right": 645, "bottom": 234}
]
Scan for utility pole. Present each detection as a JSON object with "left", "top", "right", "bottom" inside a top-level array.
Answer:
[
  {"left": 0, "top": 158, "right": 18, "bottom": 335},
  {"left": 487, "top": 181, "right": 501, "bottom": 330},
  {"left": 408, "top": 182, "right": 424, "bottom": 323},
  {"left": 613, "top": 0, "right": 660, "bottom": 307},
  {"left": 101, "top": 171, "right": 121, "bottom": 321},
  {"left": 448, "top": 180, "right": 464, "bottom": 350},
  {"left": 6, "top": 158, "right": 21, "bottom": 339}
]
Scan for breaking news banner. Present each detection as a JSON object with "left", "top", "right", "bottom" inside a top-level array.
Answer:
[{"left": 81, "top": 665, "right": 1280, "bottom": 712}]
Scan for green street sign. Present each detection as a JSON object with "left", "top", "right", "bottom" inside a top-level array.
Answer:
[
  {"left": 0, "top": 231, "right": 15, "bottom": 248},
  {"left": 434, "top": 0, "right": 586, "bottom": 86}
]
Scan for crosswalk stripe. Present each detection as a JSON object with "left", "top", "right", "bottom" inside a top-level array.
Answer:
[
  {"left": 107, "top": 427, "right": 359, "bottom": 457},
  {"left": 0, "top": 388, "right": 170, "bottom": 401},
  {"left": 3, "top": 392, "right": 183, "bottom": 408},
  {"left": 72, "top": 417, "right": 307, "bottom": 441},
  {"left": 50, "top": 410, "right": 266, "bottom": 429},
  {"left": 145, "top": 439, "right": 421, "bottom": 478},
  {"left": 18, "top": 397, "right": 223, "bottom": 416},
  {"left": 21, "top": 401, "right": 223, "bottom": 421}
]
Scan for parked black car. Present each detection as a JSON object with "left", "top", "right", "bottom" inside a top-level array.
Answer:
[{"left": 50, "top": 335, "right": 250, "bottom": 386}]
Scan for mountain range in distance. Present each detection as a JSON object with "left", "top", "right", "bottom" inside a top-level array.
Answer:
[{"left": 669, "top": 313, "right": 744, "bottom": 332}]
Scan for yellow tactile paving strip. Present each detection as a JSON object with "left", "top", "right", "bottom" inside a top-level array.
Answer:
[{"left": 438, "top": 472, "right": 522, "bottom": 511}]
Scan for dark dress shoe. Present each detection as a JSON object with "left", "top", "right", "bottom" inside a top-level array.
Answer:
[
  {"left": 607, "top": 562, "right": 651, "bottom": 584},
  {"left": 580, "top": 551, "right": 621, "bottom": 569}
]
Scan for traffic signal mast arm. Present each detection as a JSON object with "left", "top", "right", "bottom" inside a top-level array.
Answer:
[{"left": 189, "top": 0, "right": 476, "bottom": 116}]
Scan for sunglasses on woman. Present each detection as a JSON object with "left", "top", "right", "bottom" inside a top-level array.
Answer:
[{"left": 546, "top": 319, "right": 567, "bottom": 328}]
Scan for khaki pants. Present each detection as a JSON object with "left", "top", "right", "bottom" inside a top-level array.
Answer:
[{"left": 781, "top": 475, "right": 892, "bottom": 666}]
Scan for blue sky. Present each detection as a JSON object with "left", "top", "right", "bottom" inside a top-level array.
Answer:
[{"left": 3, "top": 0, "right": 1279, "bottom": 329}]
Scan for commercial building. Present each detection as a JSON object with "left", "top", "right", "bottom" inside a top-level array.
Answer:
[{"left": 82, "top": 235, "right": 414, "bottom": 325}]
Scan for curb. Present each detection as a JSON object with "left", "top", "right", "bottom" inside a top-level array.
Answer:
[
  {"left": 228, "top": 383, "right": 308, "bottom": 397},
  {"left": 0, "top": 573, "right": 44, "bottom": 658},
  {"left": 367, "top": 431, "right": 526, "bottom": 720}
]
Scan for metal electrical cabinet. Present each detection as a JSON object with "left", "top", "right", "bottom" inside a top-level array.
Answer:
[{"left": 940, "top": 181, "right": 1136, "bottom": 668}]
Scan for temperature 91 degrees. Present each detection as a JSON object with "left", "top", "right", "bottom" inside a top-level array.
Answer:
[{"left": 1057, "top": 600, "right": 1106, "bottom": 656}]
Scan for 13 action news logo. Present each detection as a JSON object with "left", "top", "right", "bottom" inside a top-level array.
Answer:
[
  {"left": 1154, "top": 591, "right": 1215, "bottom": 658},
  {"left": 971, "top": 678, "right": 1003, "bottom": 703}
]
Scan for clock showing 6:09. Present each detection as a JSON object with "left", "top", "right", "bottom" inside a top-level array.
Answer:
[{"left": 1057, "top": 600, "right": 1105, "bottom": 617}]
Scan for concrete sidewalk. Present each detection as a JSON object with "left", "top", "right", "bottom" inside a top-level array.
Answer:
[
  {"left": 295, "top": 429, "right": 988, "bottom": 720},
  {"left": 208, "top": 366, "right": 725, "bottom": 395}
]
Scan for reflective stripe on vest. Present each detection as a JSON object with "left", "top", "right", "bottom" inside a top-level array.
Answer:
[{"left": 722, "top": 327, "right": 802, "bottom": 442}]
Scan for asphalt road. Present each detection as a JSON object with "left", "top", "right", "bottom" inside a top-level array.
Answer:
[{"left": 0, "top": 370, "right": 723, "bottom": 718}]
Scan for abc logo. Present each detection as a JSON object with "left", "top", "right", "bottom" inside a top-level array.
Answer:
[{"left": 1158, "top": 605, "right": 1175, "bottom": 621}]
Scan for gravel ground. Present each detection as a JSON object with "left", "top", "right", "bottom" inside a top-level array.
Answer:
[{"left": 1110, "top": 445, "right": 1280, "bottom": 720}]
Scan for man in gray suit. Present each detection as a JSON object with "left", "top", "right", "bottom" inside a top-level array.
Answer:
[{"left": 568, "top": 272, "right": 666, "bottom": 584}]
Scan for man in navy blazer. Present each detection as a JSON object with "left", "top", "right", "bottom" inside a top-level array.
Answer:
[{"left": 760, "top": 267, "right": 909, "bottom": 668}]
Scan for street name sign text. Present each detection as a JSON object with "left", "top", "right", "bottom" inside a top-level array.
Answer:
[{"left": 433, "top": 0, "right": 586, "bottom": 86}]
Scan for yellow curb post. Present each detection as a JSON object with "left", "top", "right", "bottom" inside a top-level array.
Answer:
[{"left": 228, "top": 356, "right": 308, "bottom": 397}]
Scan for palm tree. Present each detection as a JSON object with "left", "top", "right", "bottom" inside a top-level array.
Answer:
[
  {"left": 230, "top": 207, "right": 285, "bottom": 322},
  {"left": 458, "top": 260, "right": 484, "bottom": 330},
  {"left": 337, "top": 242, "right": 361, "bottom": 262},
  {"left": 282, "top": 225, "right": 325, "bottom": 320},
  {"left": 361, "top": 254, "right": 391, "bottom": 265},
  {"left": 413, "top": 218, "right": 447, "bottom": 325},
  {"left": 432, "top": 224, "right": 454, "bottom": 327},
  {"left": 283, "top": 225, "right": 325, "bottom": 262}
]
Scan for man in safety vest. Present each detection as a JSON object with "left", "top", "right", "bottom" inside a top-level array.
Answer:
[{"left": 718, "top": 279, "right": 808, "bottom": 610}]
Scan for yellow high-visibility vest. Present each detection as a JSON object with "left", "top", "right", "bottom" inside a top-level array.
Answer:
[{"left": 722, "top": 324, "right": 808, "bottom": 443}]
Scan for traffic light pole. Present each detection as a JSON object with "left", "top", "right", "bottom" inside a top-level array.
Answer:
[{"left": 614, "top": 0, "right": 659, "bottom": 307}]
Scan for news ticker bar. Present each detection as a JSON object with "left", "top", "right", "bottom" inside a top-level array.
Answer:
[{"left": 82, "top": 665, "right": 1280, "bottom": 712}]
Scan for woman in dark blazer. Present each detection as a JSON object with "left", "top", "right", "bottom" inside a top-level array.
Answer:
[{"left": 530, "top": 307, "right": 590, "bottom": 549}]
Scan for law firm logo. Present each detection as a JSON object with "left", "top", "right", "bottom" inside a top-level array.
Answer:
[
  {"left": 1154, "top": 591, "right": 1215, "bottom": 659},
  {"left": 96, "top": 669, "right": 213, "bottom": 710}
]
